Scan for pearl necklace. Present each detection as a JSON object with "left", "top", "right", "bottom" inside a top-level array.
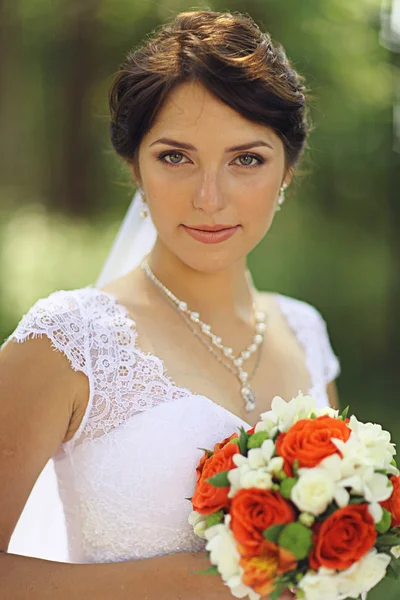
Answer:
[{"left": 140, "top": 258, "right": 266, "bottom": 412}]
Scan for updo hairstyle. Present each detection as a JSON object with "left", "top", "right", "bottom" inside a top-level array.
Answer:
[{"left": 109, "top": 10, "right": 310, "bottom": 176}]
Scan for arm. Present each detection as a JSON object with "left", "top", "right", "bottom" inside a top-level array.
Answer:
[
  {"left": 0, "top": 549, "right": 237, "bottom": 600},
  {"left": 0, "top": 335, "right": 236, "bottom": 600},
  {"left": 327, "top": 379, "right": 340, "bottom": 410}
]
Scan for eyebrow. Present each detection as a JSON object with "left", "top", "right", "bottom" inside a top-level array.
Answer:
[{"left": 149, "top": 137, "right": 274, "bottom": 152}]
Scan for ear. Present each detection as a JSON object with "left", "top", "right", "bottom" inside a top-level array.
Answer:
[
  {"left": 128, "top": 161, "right": 142, "bottom": 188},
  {"left": 283, "top": 166, "right": 294, "bottom": 189}
]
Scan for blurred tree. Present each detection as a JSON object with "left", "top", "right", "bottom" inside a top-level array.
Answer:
[
  {"left": 380, "top": 0, "right": 400, "bottom": 367},
  {"left": 51, "top": 0, "right": 101, "bottom": 216}
]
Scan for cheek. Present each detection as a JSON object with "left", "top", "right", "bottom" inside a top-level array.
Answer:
[{"left": 243, "top": 193, "right": 276, "bottom": 235}]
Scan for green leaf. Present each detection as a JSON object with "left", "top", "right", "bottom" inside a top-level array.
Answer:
[
  {"left": 194, "top": 565, "right": 219, "bottom": 575},
  {"left": 391, "top": 458, "right": 398, "bottom": 468},
  {"left": 278, "top": 522, "right": 313, "bottom": 560},
  {"left": 340, "top": 405, "right": 350, "bottom": 420},
  {"left": 376, "top": 533, "right": 400, "bottom": 547},
  {"left": 376, "top": 508, "right": 392, "bottom": 534},
  {"left": 268, "top": 583, "right": 286, "bottom": 600},
  {"left": 206, "top": 470, "right": 230, "bottom": 488},
  {"left": 206, "top": 510, "right": 224, "bottom": 528},
  {"left": 349, "top": 496, "right": 366, "bottom": 504},
  {"left": 247, "top": 430, "right": 269, "bottom": 449},
  {"left": 389, "top": 557, "right": 400, "bottom": 579},
  {"left": 293, "top": 459, "right": 300, "bottom": 475},
  {"left": 263, "top": 524, "right": 285, "bottom": 543},
  {"left": 197, "top": 447, "right": 214, "bottom": 458},
  {"left": 386, "top": 563, "right": 399, "bottom": 580},
  {"left": 226, "top": 438, "right": 240, "bottom": 446},
  {"left": 239, "top": 427, "right": 250, "bottom": 455},
  {"left": 280, "top": 477, "right": 297, "bottom": 499}
]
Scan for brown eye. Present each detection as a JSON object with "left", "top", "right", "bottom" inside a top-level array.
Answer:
[
  {"left": 236, "top": 153, "right": 264, "bottom": 168},
  {"left": 166, "top": 152, "right": 184, "bottom": 164}
]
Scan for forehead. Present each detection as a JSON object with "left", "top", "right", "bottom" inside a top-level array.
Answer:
[{"left": 147, "top": 81, "right": 279, "bottom": 147}]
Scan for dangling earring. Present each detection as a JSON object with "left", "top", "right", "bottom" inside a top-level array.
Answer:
[
  {"left": 275, "top": 183, "right": 288, "bottom": 212},
  {"left": 139, "top": 189, "right": 148, "bottom": 219}
]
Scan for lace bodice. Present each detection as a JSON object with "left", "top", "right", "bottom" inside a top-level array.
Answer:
[{"left": 2, "top": 286, "right": 340, "bottom": 564}]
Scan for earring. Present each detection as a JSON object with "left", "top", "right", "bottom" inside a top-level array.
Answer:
[
  {"left": 139, "top": 189, "right": 148, "bottom": 219},
  {"left": 275, "top": 183, "right": 288, "bottom": 212}
]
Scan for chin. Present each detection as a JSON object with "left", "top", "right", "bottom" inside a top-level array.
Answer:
[{"left": 174, "top": 246, "right": 248, "bottom": 274}]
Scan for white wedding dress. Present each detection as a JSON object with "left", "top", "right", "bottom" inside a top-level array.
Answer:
[{"left": 3, "top": 285, "right": 340, "bottom": 564}]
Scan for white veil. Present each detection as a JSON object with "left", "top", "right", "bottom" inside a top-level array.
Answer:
[{"left": 9, "top": 189, "right": 156, "bottom": 560}]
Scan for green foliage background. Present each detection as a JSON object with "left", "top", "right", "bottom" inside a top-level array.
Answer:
[{"left": 0, "top": 1, "right": 399, "bottom": 595}]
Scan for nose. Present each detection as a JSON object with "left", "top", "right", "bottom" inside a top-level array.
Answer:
[{"left": 192, "top": 173, "right": 227, "bottom": 216}]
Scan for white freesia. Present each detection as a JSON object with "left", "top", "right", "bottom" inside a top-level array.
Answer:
[
  {"left": 337, "top": 548, "right": 391, "bottom": 598},
  {"left": 204, "top": 517, "right": 241, "bottom": 582},
  {"left": 226, "top": 574, "right": 261, "bottom": 600},
  {"left": 203, "top": 515, "right": 262, "bottom": 599},
  {"left": 240, "top": 469, "right": 273, "bottom": 490},
  {"left": 245, "top": 439, "right": 276, "bottom": 469},
  {"left": 331, "top": 432, "right": 374, "bottom": 478},
  {"left": 193, "top": 520, "right": 208, "bottom": 538},
  {"left": 260, "top": 439, "right": 275, "bottom": 463},
  {"left": 259, "top": 392, "right": 317, "bottom": 434},
  {"left": 368, "top": 502, "right": 384, "bottom": 524},
  {"left": 315, "top": 406, "right": 340, "bottom": 419},
  {"left": 228, "top": 439, "right": 284, "bottom": 497},
  {"left": 391, "top": 545, "right": 400, "bottom": 559},
  {"left": 228, "top": 463, "right": 274, "bottom": 496},
  {"left": 233, "top": 454, "right": 249, "bottom": 468},
  {"left": 228, "top": 464, "right": 250, "bottom": 497},
  {"left": 247, "top": 448, "right": 268, "bottom": 470},
  {"left": 267, "top": 456, "right": 285, "bottom": 474},
  {"left": 299, "top": 512, "right": 315, "bottom": 527},
  {"left": 254, "top": 414, "right": 278, "bottom": 438},
  {"left": 298, "top": 569, "right": 340, "bottom": 600},
  {"left": 188, "top": 510, "right": 204, "bottom": 527},
  {"left": 347, "top": 416, "right": 397, "bottom": 470},
  {"left": 340, "top": 466, "right": 393, "bottom": 503}
]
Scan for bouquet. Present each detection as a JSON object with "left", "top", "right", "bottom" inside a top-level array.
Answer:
[{"left": 187, "top": 393, "right": 400, "bottom": 600}]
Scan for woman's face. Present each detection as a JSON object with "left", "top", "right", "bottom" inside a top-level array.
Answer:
[{"left": 131, "top": 81, "right": 292, "bottom": 273}]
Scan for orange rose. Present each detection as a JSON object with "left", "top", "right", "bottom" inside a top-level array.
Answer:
[
  {"left": 380, "top": 475, "right": 400, "bottom": 526},
  {"left": 192, "top": 441, "right": 239, "bottom": 515},
  {"left": 240, "top": 546, "right": 297, "bottom": 596},
  {"left": 195, "top": 433, "right": 239, "bottom": 482},
  {"left": 230, "top": 488, "right": 296, "bottom": 557},
  {"left": 310, "top": 504, "right": 377, "bottom": 571},
  {"left": 276, "top": 416, "right": 351, "bottom": 475}
]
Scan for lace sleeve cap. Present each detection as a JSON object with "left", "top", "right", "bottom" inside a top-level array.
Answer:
[{"left": 1, "top": 289, "right": 88, "bottom": 376}]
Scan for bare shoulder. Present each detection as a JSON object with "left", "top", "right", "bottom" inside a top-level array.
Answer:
[
  {"left": 0, "top": 333, "right": 87, "bottom": 551},
  {"left": 253, "top": 289, "right": 289, "bottom": 326}
]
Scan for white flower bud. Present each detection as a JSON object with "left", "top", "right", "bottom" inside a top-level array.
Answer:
[{"left": 299, "top": 512, "right": 315, "bottom": 527}]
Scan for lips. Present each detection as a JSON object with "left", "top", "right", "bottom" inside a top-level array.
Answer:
[
  {"left": 188, "top": 224, "right": 236, "bottom": 232},
  {"left": 182, "top": 224, "right": 240, "bottom": 244}
]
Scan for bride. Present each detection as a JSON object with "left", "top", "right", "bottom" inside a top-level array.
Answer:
[{"left": 0, "top": 9, "right": 341, "bottom": 600}]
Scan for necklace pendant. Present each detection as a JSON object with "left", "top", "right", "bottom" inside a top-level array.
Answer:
[{"left": 241, "top": 386, "right": 256, "bottom": 412}]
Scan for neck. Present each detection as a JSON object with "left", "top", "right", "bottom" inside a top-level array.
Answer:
[{"left": 145, "top": 239, "right": 256, "bottom": 323}]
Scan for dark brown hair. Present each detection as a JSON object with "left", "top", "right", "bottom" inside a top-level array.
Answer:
[{"left": 109, "top": 9, "right": 310, "bottom": 176}]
